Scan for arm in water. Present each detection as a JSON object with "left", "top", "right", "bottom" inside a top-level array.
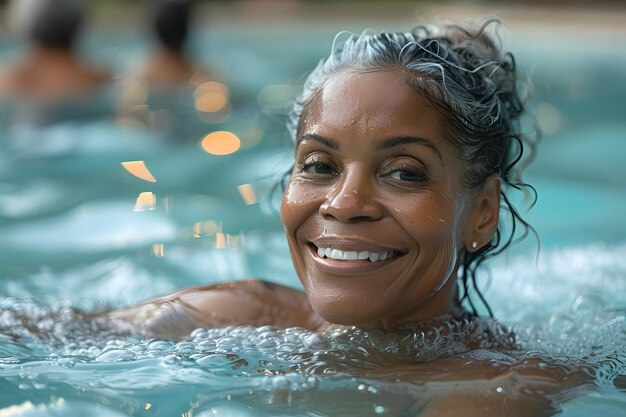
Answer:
[{"left": 91, "top": 279, "right": 328, "bottom": 339}]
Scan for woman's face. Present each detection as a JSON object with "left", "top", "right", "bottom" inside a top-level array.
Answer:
[{"left": 281, "top": 69, "right": 476, "bottom": 329}]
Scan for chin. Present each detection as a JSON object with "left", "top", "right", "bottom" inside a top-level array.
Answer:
[{"left": 308, "top": 293, "right": 387, "bottom": 326}]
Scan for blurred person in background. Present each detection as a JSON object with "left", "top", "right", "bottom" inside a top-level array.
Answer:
[
  {"left": 135, "top": 0, "right": 211, "bottom": 88},
  {"left": 0, "top": 0, "right": 109, "bottom": 103},
  {"left": 114, "top": 0, "right": 223, "bottom": 145}
]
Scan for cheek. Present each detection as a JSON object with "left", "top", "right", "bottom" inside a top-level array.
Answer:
[
  {"left": 391, "top": 193, "right": 465, "bottom": 252},
  {"left": 280, "top": 178, "right": 324, "bottom": 233},
  {"left": 389, "top": 198, "right": 462, "bottom": 300},
  {"left": 394, "top": 196, "right": 449, "bottom": 227}
]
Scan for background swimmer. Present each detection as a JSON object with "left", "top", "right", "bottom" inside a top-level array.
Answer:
[
  {"left": 134, "top": 0, "right": 212, "bottom": 88},
  {"left": 0, "top": 0, "right": 109, "bottom": 102}
]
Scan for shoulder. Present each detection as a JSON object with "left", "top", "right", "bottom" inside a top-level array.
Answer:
[
  {"left": 417, "top": 354, "right": 594, "bottom": 417},
  {"left": 176, "top": 280, "right": 326, "bottom": 329},
  {"left": 98, "top": 280, "right": 327, "bottom": 339}
]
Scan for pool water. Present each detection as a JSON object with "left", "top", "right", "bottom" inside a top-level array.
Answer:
[
  {"left": 1, "top": 12, "right": 626, "bottom": 417},
  {"left": 0, "top": 240, "right": 625, "bottom": 416}
]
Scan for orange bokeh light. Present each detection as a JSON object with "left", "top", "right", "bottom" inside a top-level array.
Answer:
[
  {"left": 200, "top": 131, "right": 241, "bottom": 156},
  {"left": 121, "top": 161, "right": 157, "bottom": 183},
  {"left": 194, "top": 81, "right": 230, "bottom": 114},
  {"left": 195, "top": 92, "right": 229, "bottom": 113},
  {"left": 215, "top": 233, "right": 226, "bottom": 249},
  {"left": 134, "top": 191, "right": 157, "bottom": 211},
  {"left": 237, "top": 184, "right": 257, "bottom": 205},
  {"left": 193, "top": 81, "right": 229, "bottom": 99}
]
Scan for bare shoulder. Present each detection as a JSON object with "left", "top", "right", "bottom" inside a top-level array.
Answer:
[
  {"left": 95, "top": 280, "right": 327, "bottom": 339},
  {"left": 371, "top": 353, "right": 594, "bottom": 417}
]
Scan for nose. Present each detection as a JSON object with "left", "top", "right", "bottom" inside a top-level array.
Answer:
[{"left": 319, "top": 167, "right": 384, "bottom": 223}]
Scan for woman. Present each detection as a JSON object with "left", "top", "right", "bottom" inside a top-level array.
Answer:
[
  {"left": 100, "top": 20, "right": 592, "bottom": 415},
  {"left": 106, "top": 20, "right": 523, "bottom": 338}
]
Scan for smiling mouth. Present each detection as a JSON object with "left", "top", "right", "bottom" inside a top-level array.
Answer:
[{"left": 308, "top": 243, "right": 403, "bottom": 263}]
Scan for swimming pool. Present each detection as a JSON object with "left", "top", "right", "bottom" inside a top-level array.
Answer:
[{"left": 1, "top": 6, "right": 625, "bottom": 416}]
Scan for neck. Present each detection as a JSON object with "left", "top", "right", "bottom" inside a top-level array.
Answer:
[
  {"left": 154, "top": 47, "right": 187, "bottom": 63},
  {"left": 26, "top": 44, "right": 77, "bottom": 65},
  {"left": 363, "top": 272, "right": 462, "bottom": 332}
]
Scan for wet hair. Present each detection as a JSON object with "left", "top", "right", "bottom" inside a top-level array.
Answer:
[
  {"left": 152, "top": 0, "right": 192, "bottom": 53},
  {"left": 27, "top": 0, "right": 85, "bottom": 49},
  {"left": 286, "top": 19, "right": 538, "bottom": 317}
]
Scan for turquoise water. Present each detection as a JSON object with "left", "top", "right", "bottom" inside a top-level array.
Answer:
[{"left": 1, "top": 21, "right": 626, "bottom": 416}]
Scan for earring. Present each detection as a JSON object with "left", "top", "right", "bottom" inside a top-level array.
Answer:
[{"left": 470, "top": 241, "right": 478, "bottom": 250}]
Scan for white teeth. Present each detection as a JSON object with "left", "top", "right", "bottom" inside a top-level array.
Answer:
[
  {"left": 343, "top": 251, "right": 358, "bottom": 260},
  {"left": 316, "top": 246, "right": 398, "bottom": 262}
]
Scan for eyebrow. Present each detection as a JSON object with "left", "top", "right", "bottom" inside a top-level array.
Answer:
[
  {"left": 299, "top": 133, "right": 443, "bottom": 165},
  {"left": 299, "top": 134, "right": 340, "bottom": 150}
]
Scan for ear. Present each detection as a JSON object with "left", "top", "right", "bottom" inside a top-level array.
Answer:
[{"left": 465, "top": 174, "right": 500, "bottom": 252}]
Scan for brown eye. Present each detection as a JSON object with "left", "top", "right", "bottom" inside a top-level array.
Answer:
[
  {"left": 305, "top": 162, "right": 334, "bottom": 174},
  {"left": 388, "top": 167, "right": 427, "bottom": 182},
  {"left": 299, "top": 155, "right": 337, "bottom": 176}
]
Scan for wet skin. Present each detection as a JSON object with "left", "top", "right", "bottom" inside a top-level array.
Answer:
[{"left": 280, "top": 68, "right": 499, "bottom": 329}]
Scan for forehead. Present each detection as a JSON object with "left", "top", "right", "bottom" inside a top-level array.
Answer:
[{"left": 302, "top": 68, "right": 443, "bottom": 142}]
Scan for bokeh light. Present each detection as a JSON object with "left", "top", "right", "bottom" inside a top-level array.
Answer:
[
  {"left": 237, "top": 184, "right": 258, "bottom": 205},
  {"left": 200, "top": 131, "right": 241, "bottom": 155},
  {"left": 192, "top": 220, "right": 219, "bottom": 237},
  {"left": 121, "top": 161, "right": 157, "bottom": 183},
  {"left": 152, "top": 244, "right": 165, "bottom": 257},
  {"left": 195, "top": 92, "right": 229, "bottom": 113},
  {"left": 215, "top": 232, "right": 226, "bottom": 249},
  {"left": 193, "top": 81, "right": 229, "bottom": 100},
  {"left": 193, "top": 81, "right": 232, "bottom": 123},
  {"left": 134, "top": 192, "right": 157, "bottom": 211}
]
